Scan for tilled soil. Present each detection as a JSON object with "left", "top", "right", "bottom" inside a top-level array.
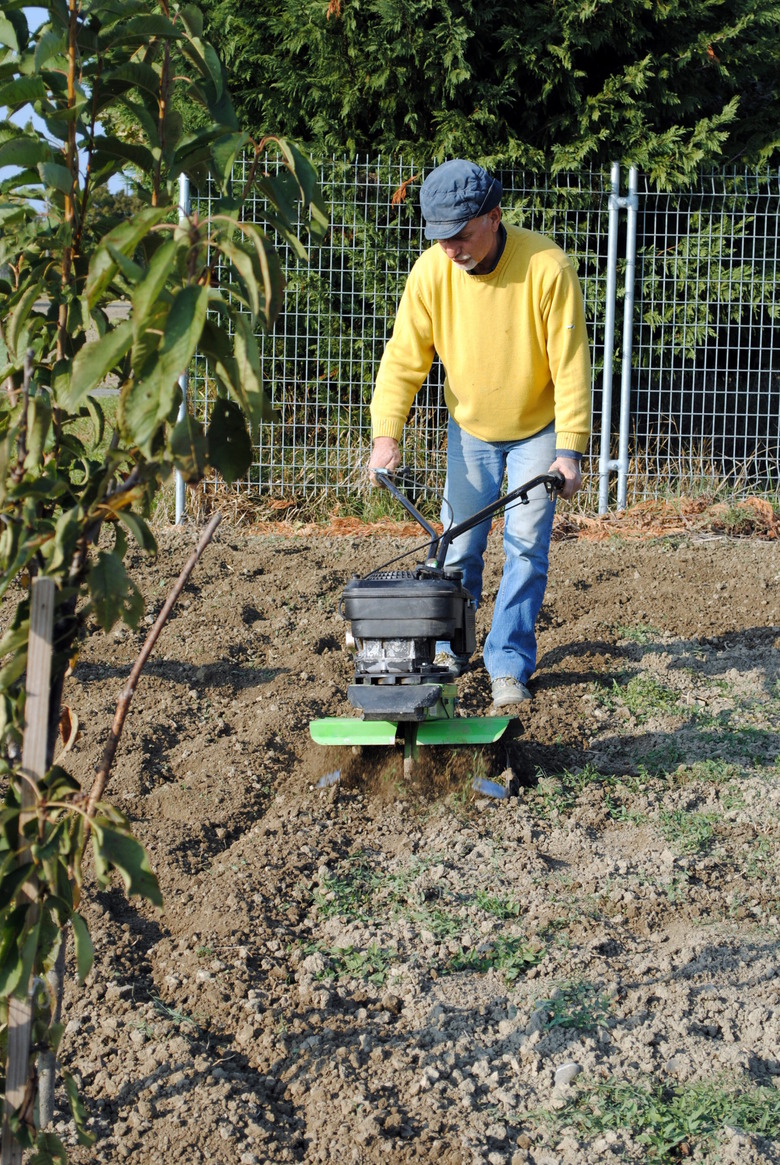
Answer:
[{"left": 49, "top": 521, "right": 780, "bottom": 1164}]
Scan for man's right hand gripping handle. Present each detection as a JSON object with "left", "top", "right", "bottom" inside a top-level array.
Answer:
[{"left": 368, "top": 437, "right": 402, "bottom": 482}]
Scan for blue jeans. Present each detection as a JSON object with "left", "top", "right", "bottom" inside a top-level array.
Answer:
[{"left": 436, "top": 418, "right": 557, "bottom": 685}]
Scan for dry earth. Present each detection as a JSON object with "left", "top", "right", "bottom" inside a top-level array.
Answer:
[{"left": 44, "top": 518, "right": 780, "bottom": 1164}]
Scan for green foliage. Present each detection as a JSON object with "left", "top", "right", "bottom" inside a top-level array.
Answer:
[
  {"left": 658, "top": 808, "right": 717, "bottom": 854},
  {"left": 199, "top": 0, "right": 780, "bottom": 182},
  {"left": 0, "top": 1, "right": 324, "bottom": 1157},
  {"left": 445, "top": 934, "right": 544, "bottom": 983},
  {"left": 537, "top": 979, "right": 613, "bottom": 1031},
  {"left": 309, "top": 941, "right": 396, "bottom": 986},
  {"left": 545, "top": 1076, "right": 780, "bottom": 1159}
]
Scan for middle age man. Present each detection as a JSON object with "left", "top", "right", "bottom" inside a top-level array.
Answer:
[{"left": 368, "top": 159, "right": 592, "bottom": 710}]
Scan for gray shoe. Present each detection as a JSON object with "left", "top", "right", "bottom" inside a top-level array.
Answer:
[
  {"left": 433, "top": 651, "right": 468, "bottom": 678},
  {"left": 491, "top": 676, "right": 532, "bottom": 707}
]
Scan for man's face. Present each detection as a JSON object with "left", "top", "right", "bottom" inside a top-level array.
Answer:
[{"left": 437, "top": 207, "right": 502, "bottom": 274}]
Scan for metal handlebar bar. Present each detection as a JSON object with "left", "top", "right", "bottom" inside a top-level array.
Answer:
[{"left": 372, "top": 468, "right": 565, "bottom": 571}]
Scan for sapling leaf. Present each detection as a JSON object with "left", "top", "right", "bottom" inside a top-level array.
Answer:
[
  {"left": 0, "top": 864, "right": 34, "bottom": 913},
  {"left": 63, "top": 1073, "right": 96, "bottom": 1147},
  {"left": 70, "top": 912, "right": 94, "bottom": 983},
  {"left": 207, "top": 397, "right": 253, "bottom": 484},
  {"left": 38, "top": 162, "right": 74, "bottom": 197},
  {"left": 26, "top": 1129, "right": 72, "bottom": 1162},
  {"left": 0, "top": 137, "right": 50, "bottom": 170},
  {"left": 91, "top": 819, "right": 162, "bottom": 907},
  {"left": 121, "top": 283, "right": 208, "bottom": 452},
  {"left": 86, "top": 207, "right": 169, "bottom": 307},
  {"left": 116, "top": 510, "right": 157, "bottom": 555},
  {"left": 88, "top": 550, "right": 144, "bottom": 630},
  {"left": 171, "top": 410, "right": 209, "bottom": 482},
  {"left": 59, "top": 320, "right": 133, "bottom": 410}
]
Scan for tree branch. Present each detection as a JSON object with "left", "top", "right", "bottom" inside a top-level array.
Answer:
[{"left": 85, "top": 513, "right": 222, "bottom": 820}]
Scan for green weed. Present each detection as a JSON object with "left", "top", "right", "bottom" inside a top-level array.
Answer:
[
  {"left": 474, "top": 890, "right": 523, "bottom": 920},
  {"left": 312, "top": 942, "right": 395, "bottom": 987},
  {"left": 406, "top": 904, "right": 462, "bottom": 938},
  {"left": 603, "top": 791, "right": 646, "bottom": 823},
  {"left": 637, "top": 744, "right": 686, "bottom": 777},
  {"left": 446, "top": 935, "right": 544, "bottom": 983},
  {"left": 679, "top": 758, "right": 741, "bottom": 784},
  {"left": 615, "top": 676, "right": 682, "bottom": 723},
  {"left": 537, "top": 979, "right": 612, "bottom": 1031},
  {"left": 659, "top": 809, "right": 717, "bottom": 854},
  {"left": 314, "top": 853, "right": 381, "bottom": 920},
  {"left": 150, "top": 994, "right": 202, "bottom": 1040},
  {"left": 665, "top": 871, "right": 692, "bottom": 904},
  {"left": 742, "top": 837, "right": 775, "bottom": 878},
  {"left": 539, "top": 1076, "right": 780, "bottom": 1160},
  {"left": 615, "top": 622, "right": 663, "bottom": 645}
]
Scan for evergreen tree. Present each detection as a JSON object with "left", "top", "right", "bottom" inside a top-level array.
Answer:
[{"left": 199, "top": 0, "right": 780, "bottom": 182}]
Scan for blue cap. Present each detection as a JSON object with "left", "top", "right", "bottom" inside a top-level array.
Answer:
[{"left": 419, "top": 160, "right": 503, "bottom": 240}]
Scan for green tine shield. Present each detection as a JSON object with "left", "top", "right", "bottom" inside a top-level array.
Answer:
[
  {"left": 309, "top": 718, "right": 398, "bottom": 747},
  {"left": 416, "top": 718, "right": 511, "bottom": 745}
]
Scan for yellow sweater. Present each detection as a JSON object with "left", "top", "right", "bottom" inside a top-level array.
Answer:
[{"left": 371, "top": 224, "right": 592, "bottom": 454}]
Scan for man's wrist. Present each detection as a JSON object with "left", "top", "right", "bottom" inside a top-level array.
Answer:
[{"left": 554, "top": 449, "right": 582, "bottom": 461}]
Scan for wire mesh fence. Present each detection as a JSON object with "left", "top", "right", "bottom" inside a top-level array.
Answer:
[
  {"left": 629, "top": 170, "right": 780, "bottom": 503},
  {"left": 190, "top": 158, "right": 780, "bottom": 510}
]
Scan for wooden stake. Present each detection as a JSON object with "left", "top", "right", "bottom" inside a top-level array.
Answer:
[{"left": 2, "top": 577, "right": 55, "bottom": 1165}]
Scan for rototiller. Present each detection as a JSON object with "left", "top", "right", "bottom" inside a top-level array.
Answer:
[{"left": 309, "top": 469, "right": 564, "bottom": 775}]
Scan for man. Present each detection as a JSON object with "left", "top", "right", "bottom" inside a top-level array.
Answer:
[{"left": 368, "top": 159, "right": 591, "bottom": 710}]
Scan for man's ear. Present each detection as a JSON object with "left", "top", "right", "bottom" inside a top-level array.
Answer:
[{"left": 488, "top": 206, "right": 502, "bottom": 230}]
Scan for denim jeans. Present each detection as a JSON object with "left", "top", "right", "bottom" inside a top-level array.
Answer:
[{"left": 435, "top": 417, "right": 557, "bottom": 685}]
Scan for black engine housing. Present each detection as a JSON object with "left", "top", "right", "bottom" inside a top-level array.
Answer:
[{"left": 341, "top": 568, "right": 476, "bottom": 681}]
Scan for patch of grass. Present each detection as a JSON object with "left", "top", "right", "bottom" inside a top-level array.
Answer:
[
  {"left": 614, "top": 676, "right": 682, "bottom": 723},
  {"left": 659, "top": 809, "right": 717, "bottom": 854},
  {"left": 615, "top": 622, "right": 663, "bottom": 645},
  {"left": 741, "top": 837, "right": 776, "bottom": 879},
  {"left": 150, "top": 994, "right": 202, "bottom": 1041},
  {"left": 637, "top": 743, "right": 686, "bottom": 778},
  {"left": 314, "top": 853, "right": 381, "bottom": 920},
  {"left": 474, "top": 890, "right": 523, "bottom": 920},
  {"left": 445, "top": 935, "right": 544, "bottom": 983},
  {"left": 524, "top": 766, "right": 594, "bottom": 820},
  {"left": 679, "top": 758, "right": 742, "bottom": 784},
  {"left": 698, "top": 723, "right": 779, "bottom": 764},
  {"left": 603, "top": 791, "right": 646, "bottom": 823},
  {"left": 536, "top": 979, "right": 613, "bottom": 1031},
  {"left": 664, "top": 870, "right": 691, "bottom": 904},
  {"left": 406, "top": 904, "right": 462, "bottom": 939},
  {"left": 537, "top": 1076, "right": 780, "bottom": 1160},
  {"left": 525, "top": 765, "right": 641, "bottom": 821}
]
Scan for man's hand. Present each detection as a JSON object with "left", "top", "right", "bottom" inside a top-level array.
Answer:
[
  {"left": 548, "top": 456, "right": 582, "bottom": 500},
  {"left": 368, "top": 436, "right": 402, "bottom": 483}
]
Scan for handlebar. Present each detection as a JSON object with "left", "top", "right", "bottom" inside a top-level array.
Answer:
[{"left": 373, "top": 468, "right": 565, "bottom": 571}]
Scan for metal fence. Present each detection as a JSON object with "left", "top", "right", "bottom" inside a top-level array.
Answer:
[{"left": 190, "top": 158, "right": 780, "bottom": 511}]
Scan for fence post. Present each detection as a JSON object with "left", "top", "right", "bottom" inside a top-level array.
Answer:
[
  {"left": 599, "top": 163, "right": 639, "bottom": 513},
  {"left": 616, "top": 166, "right": 638, "bottom": 511},
  {"left": 175, "top": 172, "right": 191, "bottom": 525},
  {"left": 598, "top": 162, "right": 620, "bottom": 515}
]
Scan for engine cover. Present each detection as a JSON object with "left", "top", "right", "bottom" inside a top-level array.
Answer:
[{"left": 341, "top": 568, "right": 476, "bottom": 679}]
